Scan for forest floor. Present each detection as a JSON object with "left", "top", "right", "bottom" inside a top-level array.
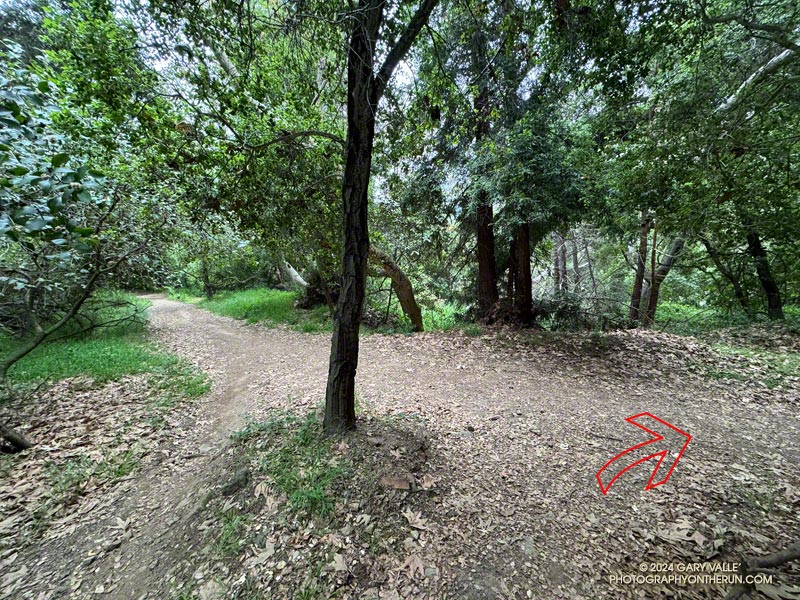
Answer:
[{"left": 1, "top": 295, "right": 799, "bottom": 600}]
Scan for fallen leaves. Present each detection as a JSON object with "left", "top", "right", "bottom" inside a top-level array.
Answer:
[
  {"left": 399, "top": 553, "right": 424, "bottom": 580},
  {"left": 402, "top": 509, "right": 431, "bottom": 531}
]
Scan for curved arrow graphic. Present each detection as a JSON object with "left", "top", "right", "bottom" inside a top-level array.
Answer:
[{"left": 596, "top": 412, "right": 691, "bottom": 495}]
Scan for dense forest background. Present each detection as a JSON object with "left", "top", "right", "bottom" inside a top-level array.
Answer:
[{"left": 1, "top": 0, "right": 799, "bottom": 427}]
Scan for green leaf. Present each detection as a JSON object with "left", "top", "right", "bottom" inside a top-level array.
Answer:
[
  {"left": 9, "top": 166, "right": 29, "bottom": 176},
  {"left": 37, "top": 80, "right": 50, "bottom": 93},
  {"left": 51, "top": 153, "right": 70, "bottom": 168}
]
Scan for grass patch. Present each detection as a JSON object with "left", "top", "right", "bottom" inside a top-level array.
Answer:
[
  {"left": 423, "top": 302, "right": 468, "bottom": 332},
  {"left": 655, "top": 301, "right": 800, "bottom": 336},
  {"left": 177, "top": 287, "right": 476, "bottom": 336},
  {"left": 214, "top": 508, "right": 251, "bottom": 557},
  {"left": 711, "top": 344, "right": 800, "bottom": 389},
  {"left": 1, "top": 292, "right": 209, "bottom": 399},
  {"left": 2, "top": 337, "right": 180, "bottom": 384},
  {"left": 198, "top": 288, "right": 331, "bottom": 333},
  {"left": 37, "top": 446, "right": 146, "bottom": 517},
  {"left": 234, "top": 412, "right": 344, "bottom": 516},
  {"left": 461, "top": 323, "right": 482, "bottom": 336}
]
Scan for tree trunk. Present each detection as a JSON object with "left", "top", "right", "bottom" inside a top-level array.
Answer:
[
  {"left": 324, "top": 2, "right": 383, "bottom": 434},
  {"left": 745, "top": 229, "right": 784, "bottom": 320},
  {"left": 475, "top": 86, "right": 498, "bottom": 318},
  {"left": 629, "top": 216, "right": 651, "bottom": 321},
  {"left": 583, "top": 236, "right": 597, "bottom": 296},
  {"left": 281, "top": 260, "right": 308, "bottom": 290},
  {"left": 0, "top": 422, "right": 33, "bottom": 453},
  {"left": 506, "top": 239, "right": 517, "bottom": 302},
  {"left": 700, "top": 236, "right": 750, "bottom": 313},
  {"left": 323, "top": 0, "right": 439, "bottom": 433},
  {"left": 642, "top": 237, "right": 685, "bottom": 326},
  {"left": 369, "top": 246, "right": 423, "bottom": 332},
  {"left": 201, "top": 256, "right": 214, "bottom": 299},
  {"left": 556, "top": 233, "right": 568, "bottom": 293},
  {"left": 571, "top": 234, "right": 581, "bottom": 292},
  {"left": 512, "top": 224, "right": 532, "bottom": 325}
]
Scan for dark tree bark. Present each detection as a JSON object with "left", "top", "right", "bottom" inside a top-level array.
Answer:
[
  {"left": 745, "top": 229, "right": 784, "bottom": 320},
  {"left": 641, "top": 237, "right": 685, "bottom": 326},
  {"left": 324, "top": 0, "right": 439, "bottom": 434},
  {"left": 201, "top": 257, "right": 214, "bottom": 299},
  {"left": 474, "top": 86, "right": 498, "bottom": 318},
  {"left": 629, "top": 216, "right": 651, "bottom": 321},
  {"left": 512, "top": 224, "right": 533, "bottom": 325},
  {"left": 699, "top": 236, "right": 750, "bottom": 313},
  {"left": 369, "top": 246, "right": 423, "bottom": 332}
]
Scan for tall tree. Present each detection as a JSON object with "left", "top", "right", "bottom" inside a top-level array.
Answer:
[{"left": 324, "top": 0, "right": 440, "bottom": 433}]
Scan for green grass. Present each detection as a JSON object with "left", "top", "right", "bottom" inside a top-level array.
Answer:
[
  {"left": 198, "top": 288, "right": 331, "bottom": 333},
  {"left": 173, "top": 287, "right": 477, "bottom": 335},
  {"left": 655, "top": 301, "right": 800, "bottom": 336},
  {"left": 37, "top": 446, "right": 146, "bottom": 516},
  {"left": 422, "top": 302, "right": 468, "bottom": 331},
  {"left": 1, "top": 292, "right": 209, "bottom": 399},
  {"left": 235, "top": 412, "right": 344, "bottom": 516},
  {"left": 2, "top": 336, "right": 180, "bottom": 384},
  {"left": 214, "top": 508, "right": 251, "bottom": 557}
]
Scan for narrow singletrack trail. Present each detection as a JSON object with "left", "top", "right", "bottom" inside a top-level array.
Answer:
[{"left": 11, "top": 295, "right": 799, "bottom": 599}]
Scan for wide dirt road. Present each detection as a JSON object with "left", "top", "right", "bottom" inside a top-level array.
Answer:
[{"left": 9, "top": 295, "right": 799, "bottom": 599}]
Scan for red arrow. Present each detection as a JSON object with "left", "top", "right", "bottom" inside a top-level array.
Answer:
[{"left": 596, "top": 412, "right": 691, "bottom": 495}]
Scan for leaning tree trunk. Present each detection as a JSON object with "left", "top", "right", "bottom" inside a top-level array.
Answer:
[
  {"left": 369, "top": 246, "right": 423, "bottom": 332},
  {"left": 512, "top": 224, "right": 533, "bottom": 325},
  {"left": 629, "top": 216, "right": 651, "bottom": 322},
  {"left": 745, "top": 229, "right": 784, "bottom": 320},
  {"left": 281, "top": 260, "right": 308, "bottom": 290},
  {"left": 641, "top": 237, "right": 685, "bottom": 326}
]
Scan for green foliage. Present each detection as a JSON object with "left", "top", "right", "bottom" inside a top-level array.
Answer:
[
  {"left": 198, "top": 288, "right": 331, "bottom": 332},
  {"left": 237, "top": 413, "right": 344, "bottom": 516},
  {"left": 654, "top": 302, "right": 752, "bottom": 336},
  {"left": 1, "top": 292, "right": 208, "bottom": 397},
  {"left": 213, "top": 509, "right": 250, "bottom": 557},
  {"left": 422, "top": 302, "right": 468, "bottom": 332}
]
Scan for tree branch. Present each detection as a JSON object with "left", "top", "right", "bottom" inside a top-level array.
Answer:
[
  {"left": 247, "top": 129, "right": 345, "bottom": 150},
  {"left": 716, "top": 48, "right": 798, "bottom": 113},
  {"left": 373, "top": 0, "right": 440, "bottom": 102}
]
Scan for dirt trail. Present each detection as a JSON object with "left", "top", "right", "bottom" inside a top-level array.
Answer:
[{"left": 8, "top": 295, "right": 800, "bottom": 599}]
